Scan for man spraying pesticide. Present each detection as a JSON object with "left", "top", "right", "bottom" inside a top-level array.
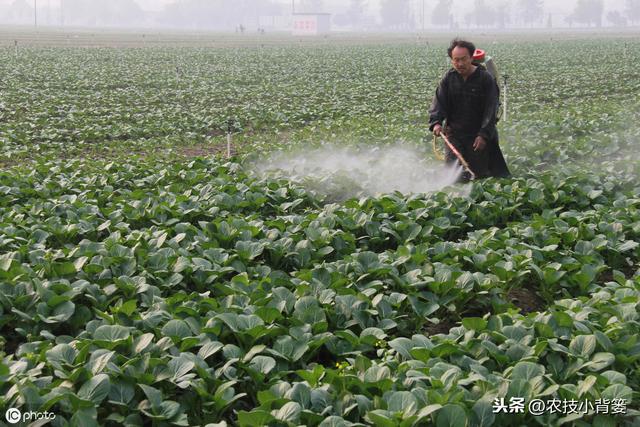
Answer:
[{"left": 429, "top": 38, "right": 510, "bottom": 182}]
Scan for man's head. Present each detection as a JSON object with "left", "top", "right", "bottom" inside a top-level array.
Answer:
[{"left": 447, "top": 38, "right": 476, "bottom": 77}]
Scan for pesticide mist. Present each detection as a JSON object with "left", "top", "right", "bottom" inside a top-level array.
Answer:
[{"left": 250, "top": 143, "right": 466, "bottom": 201}]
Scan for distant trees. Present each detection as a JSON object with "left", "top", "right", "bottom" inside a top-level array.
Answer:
[
  {"left": 159, "top": 0, "right": 283, "bottom": 30},
  {"left": 348, "top": 0, "right": 366, "bottom": 19},
  {"left": 299, "top": 0, "right": 324, "bottom": 13},
  {"left": 159, "top": 0, "right": 217, "bottom": 29},
  {"left": 469, "top": 0, "right": 496, "bottom": 28},
  {"left": 607, "top": 10, "right": 627, "bottom": 27},
  {"left": 431, "top": 0, "right": 452, "bottom": 27},
  {"left": 627, "top": 0, "right": 640, "bottom": 25},
  {"left": 6, "top": 0, "right": 640, "bottom": 31},
  {"left": 62, "top": 0, "right": 144, "bottom": 27},
  {"left": 424, "top": 0, "right": 638, "bottom": 30},
  {"left": 333, "top": 0, "right": 367, "bottom": 28},
  {"left": 518, "top": 0, "right": 543, "bottom": 27},
  {"left": 347, "top": 0, "right": 366, "bottom": 27},
  {"left": 380, "top": 0, "right": 413, "bottom": 30},
  {"left": 494, "top": 1, "right": 511, "bottom": 29},
  {"left": 570, "top": 0, "right": 604, "bottom": 27},
  {"left": 459, "top": 0, "right": 513, "bottom": 29},
  {"left": 6, "top": 0, "right": 33, "bottom": 25}
]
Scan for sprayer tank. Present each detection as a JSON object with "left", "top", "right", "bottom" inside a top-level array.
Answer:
[{"left": 483, "top": 57, "right": 499, "bottom": 82}]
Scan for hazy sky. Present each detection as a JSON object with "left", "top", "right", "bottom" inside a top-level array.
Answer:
[
  {"left": 0, "top": 0, "right": 625, "bottom": 12},
  {"left": 0, "top": 0, "right": 632, "bottom": 27},
  {"left": 0, "top": 0, "right": 629, "bottom": 12}
]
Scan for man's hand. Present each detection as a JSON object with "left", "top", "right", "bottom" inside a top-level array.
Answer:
[
  {"left": 433, "top": 124, "right": 442, "bottom": 137},
  {"left": 473, "top": 135, "right": 487, "bottom": 151}
]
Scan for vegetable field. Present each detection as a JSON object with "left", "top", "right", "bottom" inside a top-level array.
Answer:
[{"left": 1, "top": 32, "right": 639, "bottom": 426}]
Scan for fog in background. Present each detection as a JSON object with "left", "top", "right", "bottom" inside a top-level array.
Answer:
[{"left": 0, "top": 0, "right": 638, "bottom": 31}]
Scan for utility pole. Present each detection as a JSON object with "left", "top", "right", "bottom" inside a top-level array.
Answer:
[
  {"left": 34, "top": 0, "right": 37, "bottom": 26},
  {"left": 422, "top": 0, "right": 425, "bottom": 32}
]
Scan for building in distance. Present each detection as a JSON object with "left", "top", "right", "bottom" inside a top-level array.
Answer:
[{"left": 292, "top": 13, "right": 331, "bottom": 35}]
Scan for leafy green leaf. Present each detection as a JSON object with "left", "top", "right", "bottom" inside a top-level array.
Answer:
[
  {"left": 78, "top": 374, "right": 111, "bottom": 404},
  {"left": 472, "top": 400, "right": 495, "bottom": 427},
  {"left": 238, "top": 410, "right": 275, "bottom": 427},
  {"left": 462, "top": 317, "right": 488, "bottom": 331},
  {"left": 569, "top": 335, "right": 596, "bottom": 358},
  {"left": 248, "top": 356, "right": 276, "bottom": 375},
  {"left": 162, "top": 319, "right": 192, "bottom": 338},
  {"left": 601, "top": 384, "right": 633, "bottom": 401},
  {"left": 94, "top": 325, "right": 130, "bottom": 342},
  {"left": 511, "top": 362, "right": 545, "bottom": 381},
  {"left": 436, "top": 404, "right": 467, "bottom": 427},
  {"left": 273, "top": 402, "right": 301, "bottom": 422}
]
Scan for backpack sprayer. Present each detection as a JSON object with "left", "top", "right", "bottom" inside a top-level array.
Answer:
[
  {"left": 473, "top": 49, "right": 508, "bottom": 123},
  {"left": 432, "top": 48, "right": 508, "bottom": 176}
]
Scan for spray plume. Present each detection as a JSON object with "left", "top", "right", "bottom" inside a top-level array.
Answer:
[{"left": 249, "top": 142, "right": 467, "bottom": 201}]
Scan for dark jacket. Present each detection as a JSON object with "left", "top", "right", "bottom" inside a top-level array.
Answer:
[{"left": 429, "top": 66, "right": 510, "bottom": 178}]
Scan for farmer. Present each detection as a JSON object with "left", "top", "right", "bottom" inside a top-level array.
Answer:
[{"left": 429, "top": 38, "right": 510, "bottom": 181}]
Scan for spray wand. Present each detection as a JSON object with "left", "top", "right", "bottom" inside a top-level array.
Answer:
[
  {"left": 502, "top": 74, "right": 509, "bottom": 122},
  {"left": 433, "top": 131, "right": 477, "bottom": 180}
]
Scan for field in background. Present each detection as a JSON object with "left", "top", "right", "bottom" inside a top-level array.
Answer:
[
  {"left": 0, "top": 29, "right": 639, "bottom": 426},
  {"left": 2, "top": 26, "right": 639, "bottom": 47},
  {"left": 1, "top": 28, "right": 639, "bottom": 166}
]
